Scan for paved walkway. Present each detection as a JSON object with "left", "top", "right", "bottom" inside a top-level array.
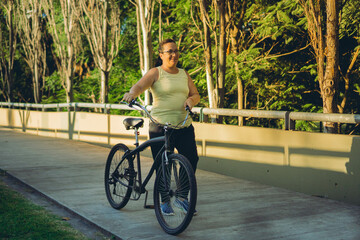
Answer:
[{"left": 1, "top": 128, "right": 360, "bottom": 240}]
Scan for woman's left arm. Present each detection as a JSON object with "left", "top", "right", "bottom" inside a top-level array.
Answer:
[{"left": 184, "top": 71, "right": 200, "bottom": 109}]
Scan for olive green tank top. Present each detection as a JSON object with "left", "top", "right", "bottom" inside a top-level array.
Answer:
[{"left": 150, "top": 67, "right": 192, "bottom": 127}]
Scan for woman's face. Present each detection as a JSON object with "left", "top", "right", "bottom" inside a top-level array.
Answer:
[{"left": 160, "top": 42, "right": 179, "bottom": 68}]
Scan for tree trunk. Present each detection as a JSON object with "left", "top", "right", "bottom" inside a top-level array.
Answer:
[
  {"left": 65, "top": 71, "right": 73, "bottom": 103},
  {"left": 339, "top": 48, "right": 360, "bottom": 114},
  {"left": 33, "top": 50, "right": 40, "bottom": 103},
  {"left": 100, "top": 0, "right": 108, "bottom": 105},
  {"left": 100, "top": 70, "right": 109, "bottom": 104},
  {"left": 236, "top": 62, "right": 244, "bottom": 126},
  {"left": 7, "top": 2, "right": 15, "bottom": 103},
  {"left": 300, "top": 0, "right": 339, "bottom": 133},
  {"left": 217, "top": 0, "right": 226, "bottom": 107},
  {"left": 65, "top": 41, "right": 74, "bottom": 103},
  {"left": 158, "top": 0, "right": 162, "bottom": 42},
  {"left": 1, "top": 0, "right": 17, "bottom": 102},
  {"left": 226, "top": 0, "right": 247, "bottom": 125},
  {"left": 32, "top": 1, "right": 41, "bottom": 104},
  {"left": 199, "top": 0, "right": 217, "bottom": 111},
  {"left": 230, "top": 22, "right": 244, "bottom": 126},
  {"left": 0, "top": 27, "right": 6, "bottom": 101},
  {"left": 6, "top": 68, "right": 12, "bottom": 103},
  {"left": 322, "top": 0, "right": 339, "bottom": 133},
  {"left": 217, "top": 0, "right": 226, "bottom": 123},
  {"left": 137, "top": 0, "right": 154, "bottom": 105}
]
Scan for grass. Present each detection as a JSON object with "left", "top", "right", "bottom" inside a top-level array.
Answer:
[{"left": 0, "top": 178, "right": 90, "bottom": 240}]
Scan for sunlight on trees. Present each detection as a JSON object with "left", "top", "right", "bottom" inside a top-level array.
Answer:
[{"left": 0, "top": 0, "right": 359, "bottom": 134}]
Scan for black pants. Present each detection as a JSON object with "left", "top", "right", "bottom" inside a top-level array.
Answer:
[{"left": 149, "top": 123, "right": 199, "bottom": 202}]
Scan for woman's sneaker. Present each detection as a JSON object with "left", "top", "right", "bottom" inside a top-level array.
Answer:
[
  {"left": 174, "top": 198, "right": 197, "bottom": 215},
  {"left": 160, "top": 201, "right": 175, "bottom": 216}
]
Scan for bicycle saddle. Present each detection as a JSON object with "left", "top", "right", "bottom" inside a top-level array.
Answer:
[{"left": 123, "top": 118, "right": 144, "bottom": 130}]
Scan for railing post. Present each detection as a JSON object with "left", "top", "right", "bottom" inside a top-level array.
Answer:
[
  {"left": 319, "top": 122, "right": 323, "bottom": 133},
  {"left": 104, "top": 104, "right": 109, "bottom": 114},
  {"left": 285, "top": 111, "right": 295, "bottom": 130},
  {"left": 200, "top": 107, "right": 204, "bottom": 123}
]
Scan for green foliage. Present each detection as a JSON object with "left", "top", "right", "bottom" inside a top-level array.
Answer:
[
  {"left": 12, "top": 54, "right": 33, "bottom": 102},
  {"left": 340, "top": 0, "right": 360, "bottom": 39},
  {"left": 295, "top": 120, "right": 319, "bottom": 132},
  {"left": 1, "top": 0, "right": 360, "bottom": 133},
  {"left": 42, "top": 71, "right": 66, "bottom": 103}
]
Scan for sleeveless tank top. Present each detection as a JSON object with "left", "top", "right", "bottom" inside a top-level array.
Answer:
[{"left": 150, "top": 67, "right": 192, "bottom": 127}]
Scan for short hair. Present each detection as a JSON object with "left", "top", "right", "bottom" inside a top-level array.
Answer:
[{"left": 158, "top": 39, "right": 176, "bottom": 53}]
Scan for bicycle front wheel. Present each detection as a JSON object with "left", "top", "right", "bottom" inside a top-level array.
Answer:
[
  {"left": 153, "top": 153, "right": 197, "bottom": 235},
  {"left": 105, "top": 143, "right": 134, "bottom": 209}
]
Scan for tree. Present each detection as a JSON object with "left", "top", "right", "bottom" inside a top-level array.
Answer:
[
  {"left": 42, "top": 0, "right": 81, "bottom": 103},
  {"left": 217, "top": 0, "right": 226, "bottom": 111},
  {"left": 131, "top": 0, "right": 155, "bottom": 105},
  {"left": 299, "top": 0, "right": 340, "bottom": 133},
  {"left": 197, "top": 0, "right": 217, "bottom": 111},
  {"left": 16, "top": 0, "right": 47, "bottom": 103},
  {"left": 226, "top": 0, "right": 247, "bottom": 125},
  {"left": 79, "top": 0, "right": 123, "bottom": 104},
  {"left": 0, "top": 13, "right": 7, "bottom": 101},
  {"left": 0, "top": 0, "right": 17, "bottom": 102},
  {"left": 338, "top": 0, "right": 360, "bottom": 115}
]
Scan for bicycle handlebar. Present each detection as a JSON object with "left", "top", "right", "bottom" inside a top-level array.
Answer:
[
  {"left": 123, "top": 100, "right": 157, "bottom": 123},
  {"left": 121, "top": 100, "right": 193, "bottom": 128}
]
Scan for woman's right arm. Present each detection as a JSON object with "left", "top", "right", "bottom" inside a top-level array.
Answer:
[{"left": 122, "top": 68, "right": 158, "bottom": 102}]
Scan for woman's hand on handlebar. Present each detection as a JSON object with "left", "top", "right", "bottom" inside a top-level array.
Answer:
[
  {"left": 184, "top": 98, "right": 195, "bottom": 110},
  {"left": 122, "top": 92, "right": 135, "bottom": 103}
]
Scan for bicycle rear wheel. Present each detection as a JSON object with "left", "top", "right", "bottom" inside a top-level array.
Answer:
[
  {"left": 153, "top": 153, "right": 197, "bottom": 235},
  {"left": 105, "top": 143, "right": 134, "bottom": 209}
]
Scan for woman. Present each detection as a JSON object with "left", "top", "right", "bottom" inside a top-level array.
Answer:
[{"left": 123, "top": 39, "right": 200, "bottom": 215}]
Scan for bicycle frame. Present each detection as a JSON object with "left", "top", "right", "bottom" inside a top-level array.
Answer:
[
  {"left": 114, "top": 131, "right": 173, "bottom": 197},
  {"left": 112, "top": 100, "right": 192, "bottom": 203},
  {"left": 120, "top": 135, "right": 167, "bottom": 194}
]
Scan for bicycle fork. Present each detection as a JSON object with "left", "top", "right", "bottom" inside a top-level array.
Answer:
[{"left": 161, "top": 126, "right": 173, "bottom": 193}]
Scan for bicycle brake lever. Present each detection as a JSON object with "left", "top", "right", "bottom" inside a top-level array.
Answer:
[
  {"left": 185, "top": 106, "right": 194, "bottom": 116},
  {"left": 129, "top": 99, "right": 136, "bottom": 107},
  {"left": 120, "top": 100, "right": 137, "bottom": 108}
]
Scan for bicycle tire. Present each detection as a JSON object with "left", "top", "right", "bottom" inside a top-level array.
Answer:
[
  {"left": 104, "top": 143, "right": 134, "bottom": 209},
  {"left": 153, "top": 153, "right": 197, "bottom": 235}
]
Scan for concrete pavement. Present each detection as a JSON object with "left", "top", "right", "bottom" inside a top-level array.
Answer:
[{"left": 1, "top": 127, "right": 360, "bottom": 240}]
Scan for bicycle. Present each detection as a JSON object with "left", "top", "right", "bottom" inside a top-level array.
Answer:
[{"left": 104, "top": 100, "right": 197, "bottom": 235}]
